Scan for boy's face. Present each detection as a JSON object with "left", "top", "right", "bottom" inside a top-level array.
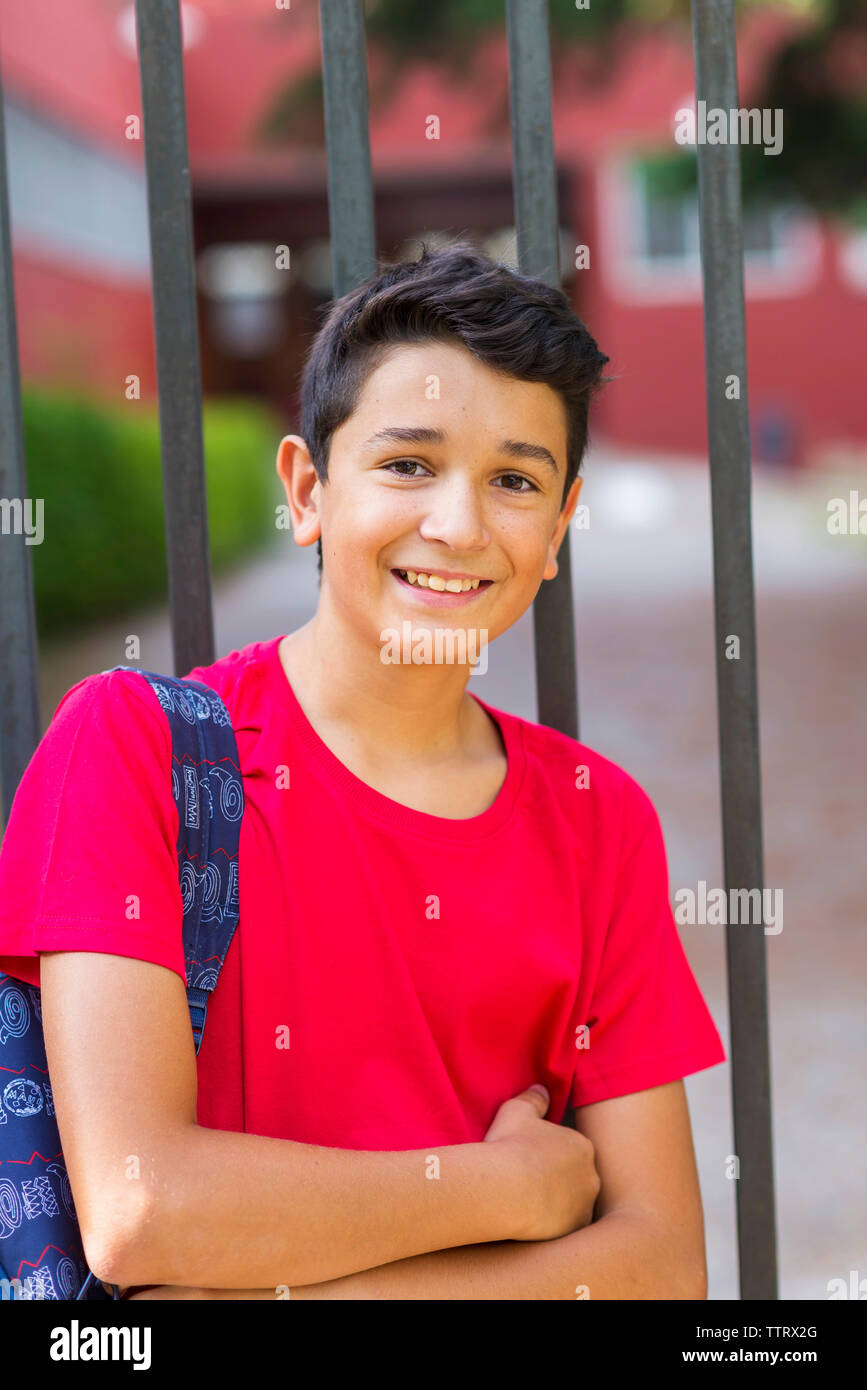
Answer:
[{"left": 278, "top": 340, "right": 582, "bottom": 655}]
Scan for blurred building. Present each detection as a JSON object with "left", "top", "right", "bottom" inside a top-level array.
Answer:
[{"left": 2, "top": 0, "right": 865, "bottom": 470}]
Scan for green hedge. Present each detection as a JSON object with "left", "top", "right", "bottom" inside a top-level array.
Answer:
[{"left": 20, "top": 388, "right": 283, "bottom": 636}]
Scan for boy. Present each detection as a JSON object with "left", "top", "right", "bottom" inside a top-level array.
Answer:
[{"left": 0, "top": 243, "right": 725, "bottom": 1299}]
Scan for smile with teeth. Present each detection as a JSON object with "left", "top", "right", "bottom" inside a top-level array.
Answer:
[{"left": 394, "top": 569, "right": 486, "bottom": 592}]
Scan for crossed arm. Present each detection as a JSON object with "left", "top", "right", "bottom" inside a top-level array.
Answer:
[
  {"left": 42, "top": 951, "right": 709, "bottom": 1301},
  {"left": 126, "top": 1084, "right": 708, "bottom": 1300}
]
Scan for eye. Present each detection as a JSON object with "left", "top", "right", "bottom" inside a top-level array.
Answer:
[
  {"left": 381, "top": 458, "right": 432, "bottom": 478},
  {"left": 494, "top": 473, "right": 539, "bottom": 494}
]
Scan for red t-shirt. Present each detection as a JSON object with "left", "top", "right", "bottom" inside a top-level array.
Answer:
[{"left": 0, "top": 633, "right": 725, "bottom": 1146}]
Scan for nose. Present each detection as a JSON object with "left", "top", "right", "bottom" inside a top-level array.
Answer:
[{"left": 417, "top": 475, "right": 491, "bottom": 552}]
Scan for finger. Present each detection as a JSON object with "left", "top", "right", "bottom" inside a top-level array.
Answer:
[{"left": 517, "top": 1083, "right": 550, "bottom": 1114}]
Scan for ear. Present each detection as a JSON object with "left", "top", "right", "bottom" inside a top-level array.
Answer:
[
  {"left": 276, "top": 435, "right": 321, "bottom": 548},
  {"left": 543, "top": 476, "right": 583, "bottom": 581}
]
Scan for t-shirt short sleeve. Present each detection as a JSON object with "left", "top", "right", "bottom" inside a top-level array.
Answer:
[
  {"left": 0, "top": 669, "right": 185, "bottom": 988},
  {"left": 571, "top": 778, "right": 726, "bottom": 1108}
]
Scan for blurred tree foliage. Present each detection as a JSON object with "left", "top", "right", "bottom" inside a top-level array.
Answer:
[
  {"left": 258, "top": 0, "right": 865, "bottom": 226},
  {"left": 22, "top": 390, "right": 280, "bottom": 635},
  {"left": 742, "top": 0, "right": 867, "bottom": 223}
]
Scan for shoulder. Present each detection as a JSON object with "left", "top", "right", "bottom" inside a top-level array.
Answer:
[
  {"left": 485, "top": 696, "right": 657, "bottom": 814},
  {"left": 481, "top": 696, "right": 661, "bottom": 860},
  {"left": 46, "top": 665, "right": 172, "bottom": 761},
  {"left": 38, "top": 635, "right": 277, "bottom": 770},
  {"left": 6, "top": 668, "right": 179, "bottom": 838},
  {"left": 0, "top": 667, "right": 188, "bottom": 988}
]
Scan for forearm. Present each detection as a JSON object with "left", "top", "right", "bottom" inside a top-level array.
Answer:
[
  {"left": 101, "top": 1123, "right": 520, "bottom": 1290},
  {"left": 143, "top": 1208, "right": 704, "bottom": 1301},
  {"left": 286, "top": 1207, "right": 703, "bottom": 1300}
]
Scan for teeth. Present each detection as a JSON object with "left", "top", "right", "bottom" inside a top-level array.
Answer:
[{"left": 397, "top": 570, "right": 483, "bottom": 591}]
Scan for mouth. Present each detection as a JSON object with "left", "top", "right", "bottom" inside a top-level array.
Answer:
[{"left": 390, "top": 568, "right": 493, "bottom": 606}]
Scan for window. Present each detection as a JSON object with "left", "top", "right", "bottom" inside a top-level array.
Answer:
[{"left": 598, "top": 153, "right": 823, "bottom": 302}]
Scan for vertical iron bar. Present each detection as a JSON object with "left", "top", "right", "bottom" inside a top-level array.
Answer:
[
  {"left": 506, "top": 0, "right": 581, "bottom": 1136},
  {"left": 318, "top": 0, "right": 376, "bottom": 298},
  {"left": 0, "top": 60, "right": 41, "bottom": 824},
  {"left": 690, "top": 0, "right": 778, "bottom": 1299},
  {"left": 135, "top": 0, "right": 214, "bottom": 676},
  {"left": 506, "top": 0, "right": 579, "bottom": 742}
]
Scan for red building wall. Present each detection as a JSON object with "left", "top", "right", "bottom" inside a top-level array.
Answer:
[{"left": 2, "top": 0, "right": 864, "bottom": 467}]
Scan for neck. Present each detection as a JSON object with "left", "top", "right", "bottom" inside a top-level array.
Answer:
[{"left": 280, "top": 598, "right": 485, "bottom": 764}]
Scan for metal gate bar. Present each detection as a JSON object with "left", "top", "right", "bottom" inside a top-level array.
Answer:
[
  {"left": 319, "top": 0, "right": 377, "bottom": 297},
  {"left": 135, "top": 0, "right": 214, "bottom": 677},
  {"left": 506, "top": 0, "right": 580, "bottom": 743},
  {"left": 0, "top": 60, "right": 40, "bottom": 824},
  {"left": 690, "top": 0, "right": 778, "bottom": 1301}
]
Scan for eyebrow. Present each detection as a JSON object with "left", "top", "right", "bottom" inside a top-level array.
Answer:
[{"left": 362, "top": 427, "right": 560, "bottom": 475}]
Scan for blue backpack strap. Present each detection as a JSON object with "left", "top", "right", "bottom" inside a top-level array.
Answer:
[
  {"left": 104, "top": 667, "right": 244, "bottom": 1055},
  {"left": 0, "top": 664, "right": 242, "bottom": 1302},
  {"left": 89, "top": 665, "right": 242, "bottom": 1302}
]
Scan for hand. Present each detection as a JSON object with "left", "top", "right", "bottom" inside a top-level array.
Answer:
[{"left": 483, "top": 1083, "right": 601, "bottom": 1243}]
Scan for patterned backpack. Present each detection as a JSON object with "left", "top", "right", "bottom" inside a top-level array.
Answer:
[{"left": 0, "top": 668, "right": 243, "bottom": 1300}]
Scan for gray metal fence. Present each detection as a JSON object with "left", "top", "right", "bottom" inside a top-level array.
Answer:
[{"left": 0, "top": 0, "right": 776, "bottom": 1298}]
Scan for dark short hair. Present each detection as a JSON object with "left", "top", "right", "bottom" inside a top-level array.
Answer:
[{"left": 298, "top": 240, "right": 611, "bottom": 569}]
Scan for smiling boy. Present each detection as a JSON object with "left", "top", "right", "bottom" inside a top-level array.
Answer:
[{"left": 0, "top": 242, "right": 725, "bottom": 1299}]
